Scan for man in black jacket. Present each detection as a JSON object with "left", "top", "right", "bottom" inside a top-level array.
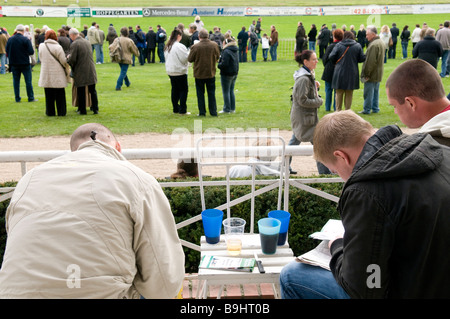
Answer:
[
  {"left": 318, "top": 24, "right": 331, "bottom": 59},
  {"left": 5, "top": 24, "right": 36, "bottom": 102},
  {"left": 412, "top": 28, "right": 443, "bottom": 69},
  {"left": 145, "top": 26, "right": 156, "bottom": 63},
  {"left": 280, "top": 110, "right": 450, "bottom": 298}
]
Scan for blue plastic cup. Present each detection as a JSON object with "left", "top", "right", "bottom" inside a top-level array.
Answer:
[
  {"left": 201, "top": 209, "right": 224, "bottom": 244},
  {"left": 268, "top": 210, "right": 291, "bottom": 245},
  {"left": 258, "top": 218, "right": 281, "bottom": 255}
]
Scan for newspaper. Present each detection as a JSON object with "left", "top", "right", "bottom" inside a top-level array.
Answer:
[{"left": 297, "top": 219, "right": 344, "bottom": 271}]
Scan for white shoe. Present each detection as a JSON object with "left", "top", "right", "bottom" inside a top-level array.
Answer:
[
  {"left": 219, "top": 110, "right": 230, "bottom": 114},
  {"left": 180, "top": 112, "right": 191, "bottom": 115}
]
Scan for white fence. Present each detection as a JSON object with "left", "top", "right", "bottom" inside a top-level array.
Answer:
[{"left": 0, "top": 145, "right": 343, "bottom": 252}]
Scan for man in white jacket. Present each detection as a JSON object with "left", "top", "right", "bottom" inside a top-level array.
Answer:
[
  {"left": 0, "top": 123, "right": 185, "bottom": 298},
  {"left": 386, "top": 59, "right": 450, "bottom": 146}
]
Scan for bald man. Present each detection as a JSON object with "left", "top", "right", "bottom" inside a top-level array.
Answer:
[{"left": 0, "top": 123, "right": 185, "bottom": 299}]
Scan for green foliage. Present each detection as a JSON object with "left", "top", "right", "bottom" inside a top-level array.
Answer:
[{"left": 0, "top": 179, "right": 342, "bottom": 272}]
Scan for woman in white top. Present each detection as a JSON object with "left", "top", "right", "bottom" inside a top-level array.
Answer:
[
  {"left": 380, "top": 25, "right": 391, "bottom": 63},
  {"left": 164, "top": 28, "right": 190, "bottom": 115},
  {"left": 261, "top": 33, "right": 270, "bottom": 61}
]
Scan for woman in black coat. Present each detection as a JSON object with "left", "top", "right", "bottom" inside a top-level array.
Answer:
[
  {"left": 329, "top": 31, "right": 365, "bottom": 111},
  {"left": 321, "top": 28, "right": 344, "bottom": 112}
]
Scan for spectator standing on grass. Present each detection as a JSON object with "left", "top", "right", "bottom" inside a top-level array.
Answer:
[
  {"left": 189, "top": 23, "right": 199, "bottom": 46},
  {"left": 435, "top": 21, "right": 450, "bottom": 77},
  {"left": 255, "top": 18, "right": 262, "bottom": 39},
  {"left": 269, "top": 25, "right": 279, "bottom": 61},
  {"left": 38, "top": 29, "right": 69, "bottom": 116},
  {"left": 87, "top": 22, "right": 102, "bottom": 64},
  {"left": 128, "top": 26, "right": 137, "bottom": 67},
  {"left": 106, "top": 24, "right": 118, "bottom": 47},
  {"left": 110, "top": 27, "right": 139, "bottom": 92},
  {"left": 380, "top": 25, "right": 391, "bottom": 64},
  {"left": 218, "top": 36, "right": 239, "bottom": 114},
  {"left": 295, "top": 22, "right": 306, "bottom": 54},
  {"left": 0, "top": 28, "right": 8, "bottom": 74},
  {"left": 261, "top": 33, "right": 270, "bottom": 61},
  {"left": 356, "top": 24, "right": 366, "bottom": 51},
  {"left": 135, "top": 25, "right": 146, "bottom": 66},
  {"left": 164, "top": 28, "right": 190, "bottom": 115},
  {"left": 359, "top": 25, "right": 384, "bottom": 115},
  {"left": 156, "top": 25, "right": 167, "bottom": 63},
  {"left": 389, "top": 23, "right": 399, "bottom": 59},
  {"left": 237, "top": 26, "right": 248, "bottom": 63},
  {"left": 318, "top": 24, "right": 331, "bottom": 59},
  {"left": 308, "top": 24, "right": 317, "bottom": 51},
  {"left": 412, "top": 28, "right": 443, "bottom": 69},
  {"left": 145, "top": 26, "right": 157, "bottom": 63},
  {"left": 321, "top": 28, "right": 344, "bottom": 112},
  {"left": 57, "top": 28, "right": 71, "bottom": 57},
  {"left": 329, "top": 31, "right": 365, "bottom": 111},
  {"left": 280, "top": 109, "right": 450, "bottom": 299},
  {"left": 249, "top": 29, "right": 259, "bottom": 62},
  {"left": 5, "top": 24, "right": 36, "bottom": 103},
  {"left": 0, "top": 123, "right": 185, "bottom": 298},
  {"left": 194, "top": 15, "right": 204, "bottom": 32},
  {"left": 400, "top": 25, "right": 410, "bottom": 59},
  {"left": 96, "top": 24, "right": 105, "bottom": 64},
  {"left": 178, "top": 23, "right": 191, "bottom": 49},
  {"left": 188, "top": 29, "right": 220, "bottom": 117},
  {"left": 411, "top": 24, "right": 421, "bottom": 50},
  {"left": 68, "top": 28, "right": 98, "bottom": 115}
]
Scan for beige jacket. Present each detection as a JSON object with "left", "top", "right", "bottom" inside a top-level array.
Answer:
[
  {"left": 38, "top": 39, "right": 69, "bottom": 88},
  {"left": 109, "top": 36, "right": 139, "bottom": 65},
  {"left": 0, "top": 141, "right": 185, "bottom": 299},
  {"left": 87, "top": 26, "right": 101, "bottom": 45}
]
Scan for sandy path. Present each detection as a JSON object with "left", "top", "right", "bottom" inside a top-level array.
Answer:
[{"left": 0, "top": 128, "right": 419, "bottom": 183}]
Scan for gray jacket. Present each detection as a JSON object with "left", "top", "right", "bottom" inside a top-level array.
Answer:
[{"left": 290, "top": 67, "right": 323, "bottom": 142}]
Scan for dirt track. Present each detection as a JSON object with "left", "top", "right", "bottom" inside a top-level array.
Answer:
[{"left": 0, "top": 128, "right": 419, "bottom": 183}]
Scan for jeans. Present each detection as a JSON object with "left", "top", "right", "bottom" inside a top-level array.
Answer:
[
  {"left": 157, "top": 43, "right": 165, "bottom": 63},
  {"left": 138, "top": 47, "right": 145, "bottom": 65},
  {"left": 262, "top": 48, "right": 268, "bottom": 61},
  {"left": 270, "top": 43, "right": 278, "bottom": 61},
  {"left": 195, "top": 77, "right": 217, "bottom": 116},
  {"left": 440, "top": 50, "right": 449, "bottom": 77},
  {"left": 324, "top": 81, "right": 336, "bottom": 111},
  {"left": 92, "top": 44, "right": 102, "bottom": 63},
  {"left": 288, "top": 133, "right": 332, "bottom": 175},
  {"left": 239, "top": 45, "right": 247, "bottom": 62},
  {"left": 11, "top": 64, "right": 34, "bottom": 102},
  {"left": 280, "top": 262, "right": 350, "bottom": 299},
  {"left": 116, "top": 63, "right": 130, "bottom": 89},
  {"left": 401, "top": 41, "right": 408, "bottom": 59},
  {"left": 363, "top": 81, "right": 380, "bottom": 113},
  {"left": 251, "top": 43, "right": 258, "bottom": 62},
  {"left": 220, "top": 74, "right": 237, "bottom": 112},
  {"left": 169, "top": 74, "right": 189, "bottom": 114},
  {"left": 0, "top": 53, "right": 6, "bottom": 74},
  {"left": 309, "top": 41, "right": 316, "bottom": 52}
]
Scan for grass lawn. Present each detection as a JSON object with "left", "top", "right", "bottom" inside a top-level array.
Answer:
[{"left": 0, "top": 14, "right": 449, "bottom": 137}]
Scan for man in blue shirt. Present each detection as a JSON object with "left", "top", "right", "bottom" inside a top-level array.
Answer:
[{"left": 5, "top": 24, "right": 37, "bottom": 102}]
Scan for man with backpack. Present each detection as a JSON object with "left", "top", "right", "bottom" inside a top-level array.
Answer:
[
  {"left": 156, "top": 25, "right": 167, "bottom": 63},
  {"left": 249, "top": 29, "right": 259, "bottom": 62},
  {"left": 210, "top": 26, "right": 224, "bottom": 52}
]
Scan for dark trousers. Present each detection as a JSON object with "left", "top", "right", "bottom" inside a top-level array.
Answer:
[
  {"left": 195, "top": 77, "right": 217, "bottom": 116},
  {"left": 77, "top": 84, "right": 98, "bottom": 114},
  {"left": 169, "top": 74, "right": 189, "bottom": 114},
  {"left": 44, "top": 88, "right": 66, "bottom": 116},
  {"left": 11, "top": 64, "right": 34, "bottom": 102},
  {"left": 147, "top": 48, "right": 156, "bottom": 63}
]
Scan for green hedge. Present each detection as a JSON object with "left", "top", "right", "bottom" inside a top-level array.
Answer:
[{"left": 0, "top": 179, "right": 343, "bottom": 272}]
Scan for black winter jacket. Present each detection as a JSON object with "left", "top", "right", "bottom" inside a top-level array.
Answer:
[
  {"left": 412, "top": 35, "right": 443, "bottom": 68},
  {"left": 218, "top": 43, "right": 239, "bottom": 76},
  {"left": 330, "top": 125, "right": 450, "bottom": 298},
  {"left": 329, "top": 39, "right": 365, "bottom": 90}
]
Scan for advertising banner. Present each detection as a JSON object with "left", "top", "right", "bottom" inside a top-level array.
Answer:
[
  {"left": 67, "top": 7, "right": 91, "bottom": 17},
  {"left": 142, "top": 7, "right": 244, "bottom": 17},
  {"left": 91, "top": 8, "right": 142, "bottom": 17}
]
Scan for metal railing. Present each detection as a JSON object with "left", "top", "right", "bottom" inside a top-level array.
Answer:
[{"left": 0, "top": 144, "right": 343, "bottom": 252}]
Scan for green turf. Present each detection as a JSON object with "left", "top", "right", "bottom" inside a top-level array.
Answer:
[{"left": 0, "top": 14, "right": 449, "bottom": 137}]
